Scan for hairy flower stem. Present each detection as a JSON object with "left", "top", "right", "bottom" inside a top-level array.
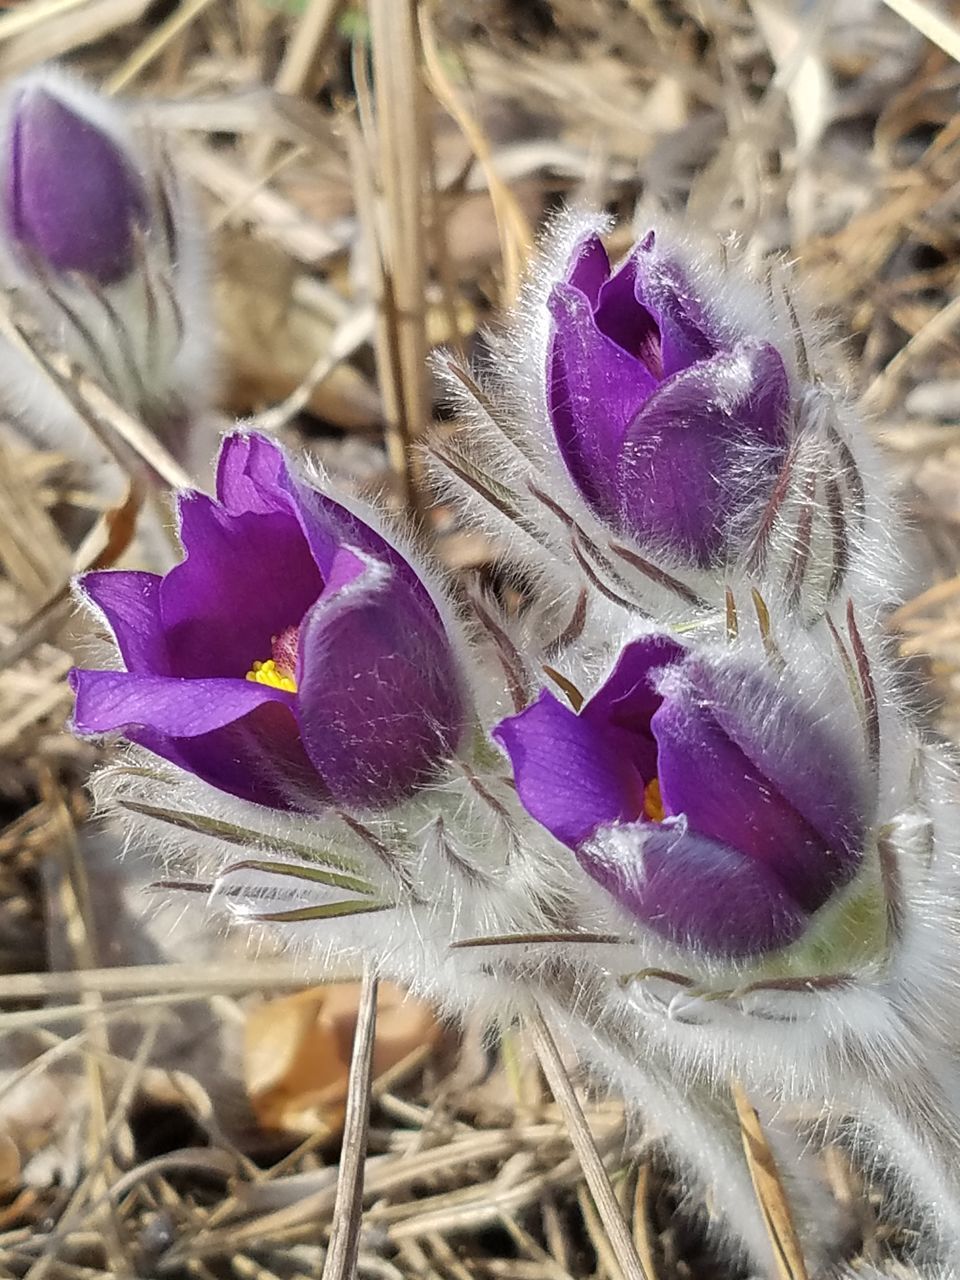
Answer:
[
  {"left": 520, "top": 959, "right": 837, "bottom": 1272},
  {"left": 855, "top": 1055, "right": 960, "bottom": 1262}
]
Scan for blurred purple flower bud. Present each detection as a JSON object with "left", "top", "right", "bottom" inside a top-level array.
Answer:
[
  {"left": 70, "top": 433, "right": 468, "bottom": 811},
  {"left": 494, "top": 635, "right": 867, "bottom": 957},
  {"left": 6, "top": 81, "right": 148, "bottom": 285},
  {"left": 547, "top": 233, "right": 790, "bottom": 564}
]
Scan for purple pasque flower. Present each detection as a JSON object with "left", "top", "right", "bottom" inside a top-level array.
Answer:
[
  {"left": 547, "top": 232, "right": 790, "bottom": 565},
  {"left": 494, "top": 635, "right": 867, "bottom": 957},
  {"left": 4, "top": 75, "right": 148, "bottom": 286},
  {"left": 70, "top": 433, "right": 467, "bottom": 811}
]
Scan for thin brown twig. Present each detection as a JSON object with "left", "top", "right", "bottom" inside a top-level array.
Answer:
[
  {"left": 321, "top": 964, "right": 379, "bottom": 1280},
  {"left": 527, "top": 1004, "right": 650, "bottom": 1280}
]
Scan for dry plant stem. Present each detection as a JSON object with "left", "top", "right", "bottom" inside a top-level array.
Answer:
[
  {"left": 252, "top": 304, "right": 375, "bottom": 433},
  {"left": 419, "top": 0, "right": 532, "bottom": 307},
  {"left": 0, "top": 301, "right": 191, "bottom": 488},
  {"left": 0, "top": 482, "right": 141, "bottom": 675},
  {"left": 0, "top": 0, "right": 92, "bottom": 40},
  {"left": 527, "top": 1004, "right": 650, "bottom": 1280},
  {"left": 731, "top": 1081, "right": 810, "bottom": 1280},
  {"left": 321, "top": 964, "right": 379, "bottom": 1280},
  {"left": 631, "top": 1165, "right": 659, "bottom": 1280},
  {"left": 368, "top": 0, "right": 430, "bottom": 509},
  {"left": 860, "top": 291, "right": 960, "bottom": 415},
  {"left": 28, "top": 1023, "right": 160, "bottom": 1272},
  {"left": 250, "top": 0, "right": 346, "bottom": 171},
  {"left": 880, "top": 0, "right": 960, "bottom": 62},
  {"left": 27, "top": 773, "right": 122, "bottom": 1280},
  {"left": 0, "top": 959, "right": 322, "bottom": 1003},
  {"left": 104, "top": 0, "right": 219, "bottom": 92},
  {"left": 0, "top": 435, "right": 69, "bottom": 603}
]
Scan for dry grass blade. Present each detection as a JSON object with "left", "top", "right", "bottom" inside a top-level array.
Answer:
[
  {"left": 731, "top": 1081, "right": 809, "bottom": 1280},
  {"left": 0, "top": 960, "right": 317, "bottom": 1003},
  {"left": 880, "top": 0, "right": 960, "bottom": 62},
  {"left": 0, "top": 437, "right": 68, "bottom": 603},
  {"left": 104, "top": 0, "right": 220, "bottom": 92},
  {"left": 527, "top": 1005, "right": 651, "bottom": 1280},
  {"left": 0, "top": 0, "right": 91, "bottom": 40},
  {"left": 0, "top": 302, "right": 191, "bottom": 489},
  {"left": 251, "top": 304, "right": 375, "bottom": 432},
  {"left": 860, "top": 291, "right": 960, "bottom": 414},
  {"left": 26, "top": 773, "right": 121, "bottom": 1280},
  {"left": 250, "top": 0, "right": 346, "bottom": 170},
  {"left": 419, "top": 0, "right": 532, "bottom": 306},
  {"left": 321, "top": 965, "right": 379, "bottom": 1280},
  {"left": 368, "top": 0, "right": 431, "bottom": 507},
  {"left": 26, "top": 1023, "right": 159, "bottom": 1274},
  {"left": 272, "top": 0, "right": 345, "bottom": 99},
  {"left": 0, "top": 480, "right": 141, "bottom": 674},
  {"left": 631, "top": 1164, "right": 659, "bottom": 1280}
]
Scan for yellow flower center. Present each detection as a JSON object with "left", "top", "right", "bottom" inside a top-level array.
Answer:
[
  {"left": 245, "top": 626, "right": 299, "bottom": 693},
  {"left": 643, "top": 777, "right": 664, "bottom": 822},
  {"left": 245, "top": 657, "right": 297, "bottom": 693}
]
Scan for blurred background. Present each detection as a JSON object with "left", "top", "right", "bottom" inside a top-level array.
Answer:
[{"left": 0, "top": 1, "right": 958, "bottom": 1276}]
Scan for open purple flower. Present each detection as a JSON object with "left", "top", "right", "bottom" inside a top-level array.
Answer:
[
  {"left": 4, "top": 77, "right": 148, "bottom": 286},
  {"left": 70, "top": 433, "right": 467, "bottom": 811},
  {"left": 547, "top": 232, "right": 790, "bottom": 565},
  {"left": 494, "top": 636, "right": 867, "bottom": 957}
]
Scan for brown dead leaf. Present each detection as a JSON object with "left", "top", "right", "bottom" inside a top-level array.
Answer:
[
  {"left": 243, "top": 981, "right": 439, "bottom": 1138},
  {"left": 215, "top": 233, "right": 382, "bottom": 430}
]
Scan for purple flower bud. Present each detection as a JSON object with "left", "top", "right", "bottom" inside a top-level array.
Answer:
[
  {"left": 494, "top": 636, "right": 867, "bottom": 957},
  {"left": 5, "top": 79, "right": 148, "bottom": 285},
  {"left": 547, "top": 232, "right": 790, "bottom": 565},
  {"left": 70, "top": 433, "right": 468, "bottom": 811}
]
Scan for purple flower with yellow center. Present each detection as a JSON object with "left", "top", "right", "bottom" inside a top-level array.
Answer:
[
  {"left": 494, "top": 636, "right": 867, "bottom": 957},
  {"left": 547, "top": 232, "right": 790, "bottom": 565},
  {"left": 4, "top": 76, "right": 148, "bottom": 286},
  {"left": 70, "top": 433, "right": 467, "bottom": 811}
]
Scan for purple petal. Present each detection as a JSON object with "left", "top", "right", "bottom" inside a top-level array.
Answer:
[
  {"left": 579, "top": 819, "right": 808, "bottom": 957},
  {"left": 317, "top": 543, "right": 368, "bottom": 596},
  {"left": 67, "top": 665, "right": 325, "bottom": 803},
  {"left": 581, "top": 634, "right": 685, "bottom": 782},
  {"left": 69, "top": 667, "right": 324, "bottom": 809},
  {"left": 160, "top": 492, "right": 323, "bottom": 679},
  {"left": 286, "top": 474, "right": 442, "bottom": 612},
  {"left": 69, "top": 668, "right": 292, "bottom": 738},
  {"left": 681, "top": 657, "right": 867, "bottom": 874},
  {"left": 217, "top": 433, "right": 439, "bottom": 616},
  {"left": 565, "top": 233, "right": 610, "bottom": 305},
  {"left": 652, "top": 676, "right": 858, "bottom": 912},
  {"left": 593, "top": 253, "right": 663, "bottom": 372},
  {"left": 216, "top": 432, "right": 292, "bottom": 517},
  {"left": 617, "top": 342, "right": 789, "bottom": 562},
  {"left": 79, "top": 570, "right": 169, "bottom": 674},
  {"left": 137, "top": 711, "right": 328, "bottom": 811},
  {"left": 633, "top": 240, "right": 718, "bottom": 377},
  {"left": 494, "top": 688, "right": 646, "bottom": 848},
  {"left": 547, "top": 281, "right": 659, "bottom": 522},
  {"left": 7, "top": 85, "right": 146, "bottom": 284},
  {"left": 297, "top": 555, "right": 465, "bottom": 808}
]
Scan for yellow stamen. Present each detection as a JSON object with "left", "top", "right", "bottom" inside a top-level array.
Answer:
[
  {"left": 643, "top": 777, "right": 664, "bottom": 822},
  {"left": 245, "top": 657, "right": 297, "bottom": 693}
]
